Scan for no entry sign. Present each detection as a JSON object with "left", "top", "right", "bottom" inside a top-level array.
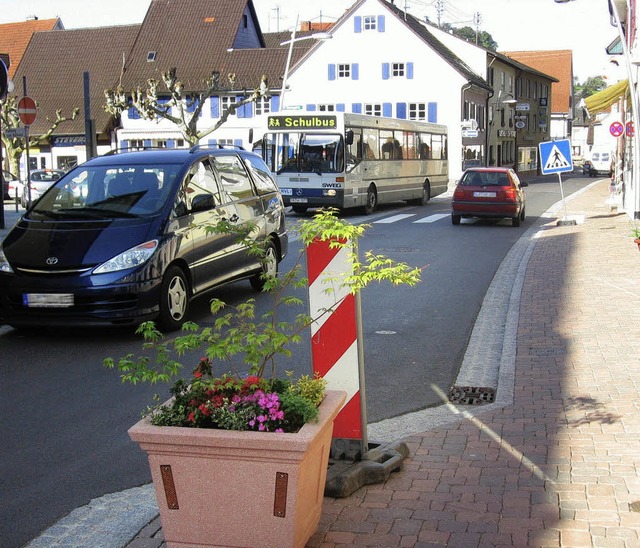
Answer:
[{"left": 17, "top": 96, "right": 37, "bottom": 125}]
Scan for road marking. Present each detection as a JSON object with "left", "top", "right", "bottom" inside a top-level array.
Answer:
[
  {"left": 373, "top": 214, "right": 416, "bottom": 223},
  {"left": 414, "top": 213, "right": 449, "bottom": 223}
]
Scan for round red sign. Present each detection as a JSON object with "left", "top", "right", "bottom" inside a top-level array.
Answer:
[
  {"left": 610, "top": 121, "right": 624, "bottom": 137},
  {"left": 17, "top": 96, "right": 37, "bottom": 125}
]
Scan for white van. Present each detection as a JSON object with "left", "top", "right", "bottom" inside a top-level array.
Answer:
[{"left": 589, "top": 148, "right": 613, "bottom": 177}]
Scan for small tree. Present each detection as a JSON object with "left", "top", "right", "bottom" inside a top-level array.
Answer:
[
  {"left": 0, "top": 95, "right": 79, "bottom": 176},
  {"left": 104, "top": 67, "right": 269, "bottom": 147}
]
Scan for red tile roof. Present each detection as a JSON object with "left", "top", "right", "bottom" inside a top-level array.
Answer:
[
  {"left": 502, "top": 50, "right": 573, "bottom": 113},
  {"left": 0, "top": 18, "right": 63, "bottom": 78}
]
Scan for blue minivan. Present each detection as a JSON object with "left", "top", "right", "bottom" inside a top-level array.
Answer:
[{"left": 0, "top": 147, "right": 288, "bottom": 330}]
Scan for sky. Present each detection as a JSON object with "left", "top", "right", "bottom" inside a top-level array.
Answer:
[{"left": 0, "top": 0, "right": 626, "bottom": 83}]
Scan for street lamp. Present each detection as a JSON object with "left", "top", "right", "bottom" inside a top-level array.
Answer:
[{"left": 279, "top": 17, "right": 332, "bottom": 111}]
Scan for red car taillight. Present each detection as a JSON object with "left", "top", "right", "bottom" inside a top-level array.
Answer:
[
  {"left": 504, "top": 187, "right": 517, "bottom": 201},
  {"left": 453, "top": 187, "right": 465, "bottom": 199}
]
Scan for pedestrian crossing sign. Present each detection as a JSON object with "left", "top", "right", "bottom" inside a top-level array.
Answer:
[{"left": 539, "top": 139, "right": 573, "bottom": 175}]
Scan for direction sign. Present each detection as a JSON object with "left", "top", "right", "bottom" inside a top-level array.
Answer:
[
  {"left": 4, "top": 127, "right": 27, "bottom": 138},
  {"left": 539, "top": 139, "right": 573, "bottom": 175},
  {"left": 17, "top": 96, "right": 37, "bottom": 125},
  {"left": 610, "top": 121, "right": 624, "bottom": 137}
]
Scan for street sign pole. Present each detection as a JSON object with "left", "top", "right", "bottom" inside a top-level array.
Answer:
[
  {"left": 538, "top": 138, "right": 576, "bottom": 226},
  {"left": 22, "top": 77, "right": 32, "bottom": 207}
]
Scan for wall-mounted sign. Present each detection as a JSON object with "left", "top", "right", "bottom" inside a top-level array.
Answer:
[
  {"left": 497, "top": 129, "right": 516, "bottom": 138},
  {"left": 515, "top": 103, "right": 530, "bottom": 111}
]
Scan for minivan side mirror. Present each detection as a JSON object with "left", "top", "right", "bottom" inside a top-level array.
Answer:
[{"left": 191, "top": 193, "right": 215, "bottom": 213}]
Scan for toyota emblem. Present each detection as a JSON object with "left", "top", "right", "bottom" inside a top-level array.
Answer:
[{"left": 46, "top": 257, "right": 59, "bottom": 265}]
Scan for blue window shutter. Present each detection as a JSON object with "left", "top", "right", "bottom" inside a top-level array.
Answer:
[
  {"left": 128, "top": 107, "right": 139, "bottom": 120},
  {"left": 354, "top": 16, "right": 362, "bottom": 33},
  {"left": 382, "top": 63, "right": 390, "bottom": 80},
  {"left": 167, "top": 139, "right": 175, "bottom": 148},
  {"left": 383, "top": 103, "right": 392, "bottom": 117},
  {"left": 236, "top": 96, "right": 245, "bottom": 118},
  {"left": 121, "top": 140, "right": 128, "bottom": 151},
  {"left": 396, "top": 103, "right": 407, "bottom": 119},
  {"left": 378, "top": 16, "right": 385, "bottom": 32},
  {"left": 352, "top": 63, "right": 359, "bottom": 80},
  {"left": 352, "top": 103, "right": 362, "bottom": 113},
  {"left": 428, "top": 102, "right": 438, "bottom": 122},
  {"left": 337, "top": 104, "right": 345, "bottom": 112},
  {"left": 244, "top": 101, "right": 253, "bottom": 118},
  {"left": 271, "top": 96, "right": 280, "bottom": 112},
  {"left": 407, "top": 62, "right": 414, "bottom": 79},
  {"left": 208, "top": 139, "right": 217, "bottom": 146},
  {"left": 328, "top": 64, "right": 336, "bottom": 81},
  {"left": 307, "top": 104, "right": 316, "bottom": 111},
  {"left": 210, "top": 97, "right": 220, "bottom": 118},
  {"left": 143, "top": 139, "right": 152, "bottom": 147},
  {"left": 234, "top": 139, "right": 242, "bottom": 147}
]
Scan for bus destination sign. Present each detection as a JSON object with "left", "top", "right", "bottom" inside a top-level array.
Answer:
[{"left": 267, "top": 115, "right": 337, "bottom": 129}]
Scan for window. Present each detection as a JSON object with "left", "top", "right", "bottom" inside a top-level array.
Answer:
[
  {"left": 391, "top": 63, "right": 405, "bottom": 78},
  {"left": 130, "top": 139, "right": 144, "bottom": 150},
  {"left": 318, "top": 104, "right": 336, "bottom": 112},
  {"left": 408, "top": 103, "right": 426, "bottom": 121},
  {"left": 181, "top": 159, "right": 221, "bottom": 213},
  {"left": 364, "top": 103, "right": 382, "bottom": 117},
  {"left": 213, "top": 154, "right": 254, "bottom": 200},
  {"left": 363, "top": 15, "right": 377, "bottom": 30},
  {"left": 221, "top": 96, "right": 237, "bottom": 116},
  {"left": 254, "top": 96, "right": 270, "bottom": 115},
  {"left": 337, "top": 64, "right": 351, "bottom": 79},
  {"left": 362, "top": 128, "right": 379, "bottom": 159},
  {"left": 244, "top": 156, "right": 278, "bottom": 195}
]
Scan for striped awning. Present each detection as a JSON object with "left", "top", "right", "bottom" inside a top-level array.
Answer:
[{"left": 584, "top": 79, "right": 629, "bottom": 116}]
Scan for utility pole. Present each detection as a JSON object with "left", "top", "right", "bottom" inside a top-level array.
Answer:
[
  {"left": 473, "top": 12, "right": 482, "bottom": 45},
  {"left": 435, "top": 0, "right": 445, "bottom": 27}
]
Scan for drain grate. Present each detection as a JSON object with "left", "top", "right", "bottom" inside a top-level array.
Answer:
[{"left": 449, "top": 385, "right": 495, "bottom": 405}]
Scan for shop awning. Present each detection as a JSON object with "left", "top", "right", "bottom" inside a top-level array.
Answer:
[{"left": 584, "top": 79, "right": 629, "bottom": 116}]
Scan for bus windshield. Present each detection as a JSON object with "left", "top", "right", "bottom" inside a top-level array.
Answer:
[{"left": 266, "top": 132, "right": 344, "bottom": 174}]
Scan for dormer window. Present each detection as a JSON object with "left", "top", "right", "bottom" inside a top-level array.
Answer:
[{"left": 147, "top": 51, "right": 157, "bottom": 62}]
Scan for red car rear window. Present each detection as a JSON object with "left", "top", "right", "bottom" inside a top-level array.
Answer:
[{"left": 461, "top": 171, "right": 510, "bottom": 187}]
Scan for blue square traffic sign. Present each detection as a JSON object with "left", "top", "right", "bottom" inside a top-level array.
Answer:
[{"left": 539, "top": 139, "right": 573, "bottom": 175}]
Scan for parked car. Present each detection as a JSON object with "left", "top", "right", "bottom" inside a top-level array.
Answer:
[
  {"left": 21, "top": 169, "right": 65, "bottom": 208},
  {"left": 2, "top": 170, "right": 21, "bottom": 200},
  {"left": 589, "top": 149, "right": 613, "bottom": 177},
  {"left": 451, "top": 167, "right": 528, "bottom": 227},
  {"left": 0, "top": 147, "right": 288, "bottom": 330}
]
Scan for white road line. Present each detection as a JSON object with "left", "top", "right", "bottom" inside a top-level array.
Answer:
[
  {"left": 414, "top": 213, "right": 449, "bottom": 223},
  {"left": 373, "top": 214, "right": 416, "bottom": 224}
]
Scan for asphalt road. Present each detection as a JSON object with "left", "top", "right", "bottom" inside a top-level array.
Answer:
[{"left": 0, "top": 173, "right": 594, "bottom": 547}]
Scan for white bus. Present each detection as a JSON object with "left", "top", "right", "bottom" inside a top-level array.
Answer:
[{"left": 259, "top": 113, "right": 448, "bottom": 214}]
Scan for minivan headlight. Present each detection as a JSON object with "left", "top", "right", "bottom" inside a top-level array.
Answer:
[
  {"left": 93, "top": 240, "right": 158, "bottom": 274},
  {"left": 0, "top": 249, "right": 14, "bottom": 273}
]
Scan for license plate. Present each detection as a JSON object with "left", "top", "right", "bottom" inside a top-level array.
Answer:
[
  {"left": 290, "top": 198, "right": 308, "bottom": 203},
  {"left": 279, "top": 188, "right": 292, "bottom": 196},
  {"left": 24, "top": 293, "right": 74, "bottom": 308},
  {"left": 473, "top": 191, "right": 496, "bottom": 198}
]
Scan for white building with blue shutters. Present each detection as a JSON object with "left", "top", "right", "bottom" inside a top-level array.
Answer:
[{"left": 113, "top": 0, "right": 492, "bottom": 183}]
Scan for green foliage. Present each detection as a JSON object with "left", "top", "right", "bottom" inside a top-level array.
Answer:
[
  {"left": 442, "top": 24, "right": 498, "bottom": 51},
  {"left": 104, "top": 209, "right": 421, "bottom": 430},
  {"left": 574, "top": 76, "right": 608, "bottom": 102}
]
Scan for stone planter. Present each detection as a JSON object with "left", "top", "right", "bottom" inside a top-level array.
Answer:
[{"left": 129, "top": 390, "right": 346, "bottom": 548}]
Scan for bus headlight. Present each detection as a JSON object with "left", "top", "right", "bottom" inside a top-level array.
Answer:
[{"left": 323, "top": 189, "right": 337, "bottom": 197}]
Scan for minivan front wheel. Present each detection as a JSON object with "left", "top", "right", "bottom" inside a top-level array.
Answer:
[
  {"left": 250, "top": 241, "right": 278, "bottom": 291},
  {"left": 158, "top": 265, "right": 189, "bottom": 331}
]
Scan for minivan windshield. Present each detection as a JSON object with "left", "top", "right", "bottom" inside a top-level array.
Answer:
[{"left": 28, "top": 164, "right": 182, "bottom": 219}]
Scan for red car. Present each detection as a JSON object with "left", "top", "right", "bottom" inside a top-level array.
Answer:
[{"left": 451, "top": 167, "right": 528, "bottom": 227}]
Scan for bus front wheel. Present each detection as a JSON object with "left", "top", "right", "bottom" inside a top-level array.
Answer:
[{"left": 364, "top": 186, "right": 377, "bottom": 215}]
